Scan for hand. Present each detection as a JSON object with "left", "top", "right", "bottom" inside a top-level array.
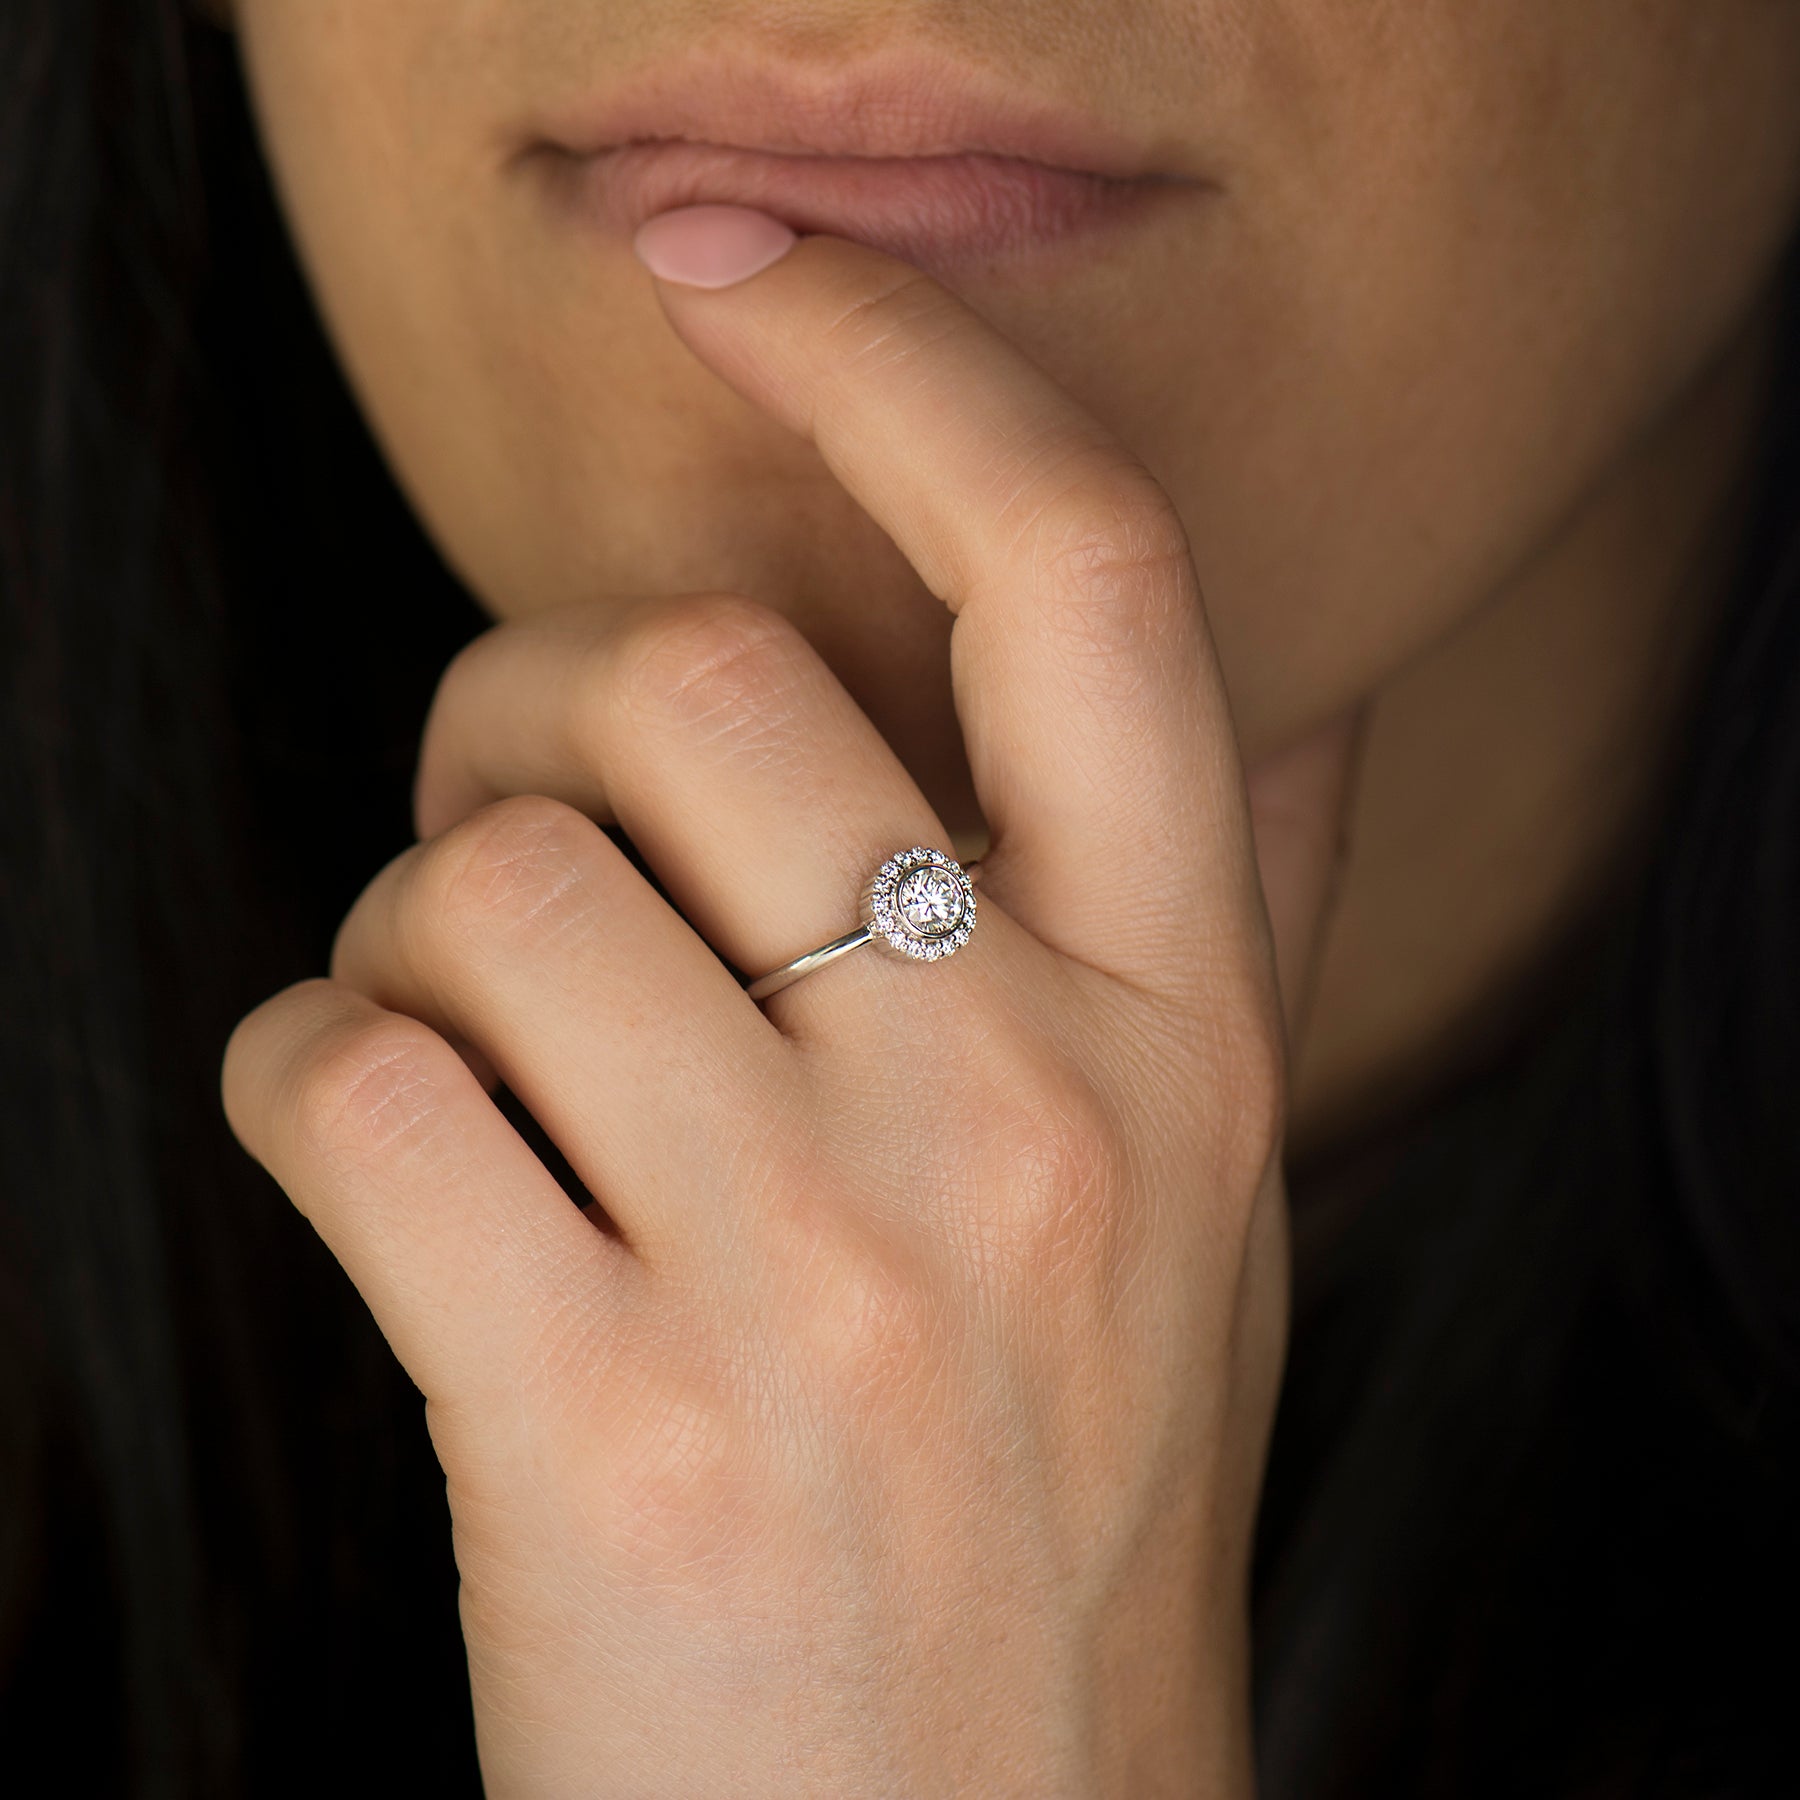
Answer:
[{"left": 222, "top": 219, "right": 1364, "bottom": 1798}]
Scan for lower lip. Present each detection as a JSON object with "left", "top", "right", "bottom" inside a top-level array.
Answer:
[{"left": 567, "top": 141, "right": 1193, "bottom": 273}]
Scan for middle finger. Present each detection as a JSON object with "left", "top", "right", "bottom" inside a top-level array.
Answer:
[{"left": 411, "top": 588, "right": 1002, "bottom": 1020}]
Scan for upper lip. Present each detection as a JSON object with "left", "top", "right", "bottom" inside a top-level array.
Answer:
[{"left": 529, "top": 43, "right": 1181, "bottom": 179}]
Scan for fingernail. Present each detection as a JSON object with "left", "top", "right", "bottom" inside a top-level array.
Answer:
[{"left": 632, "top": 204, "right": 798, "bottom": 288}]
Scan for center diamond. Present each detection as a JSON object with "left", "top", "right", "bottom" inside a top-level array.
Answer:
[{"left": 895, "top": 865, "right": 966, "bottom": 938}]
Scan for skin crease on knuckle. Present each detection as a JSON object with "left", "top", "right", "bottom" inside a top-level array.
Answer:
[
  {"left": 982, "top": 458, "right": 1207, "bottom": 735},
  {"left": 409, "top": 793, "right": 605, "bottom": 962},
  {"left": 607, "top": 590, "right": 818, "bottom": 755},
  {"left": 282, "top": 1005, "right": 457, "bottom": 1176}
]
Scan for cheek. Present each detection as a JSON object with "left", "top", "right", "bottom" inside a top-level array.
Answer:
[
  {"left": 1142, "top": 0, "right": 1800, "bottom": 748},
  {"left": 234, "top": 0, "right": 625, "bottom": 609}
]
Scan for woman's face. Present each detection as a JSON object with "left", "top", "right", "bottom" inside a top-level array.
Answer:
[{"left": 230, "top": 0, "right": 1800, "bottom": 832}]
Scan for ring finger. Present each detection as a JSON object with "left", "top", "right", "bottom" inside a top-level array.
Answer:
[
  {"left": 409, "top": 588, "right": 1019, "bottom": 1030},
  {"left": 328, "top": 790, "right": 801, "bottom": 1266}
]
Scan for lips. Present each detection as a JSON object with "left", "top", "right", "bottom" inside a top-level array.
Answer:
[
  {"left": 531, "top": 46, "right": 1178, "bottom": 173},
  {"left": 526, "top": 46, "right": 1207, "bottom": 272},
  {"left": 575, "top": 141, "right": 1187, "bottom": 270}
]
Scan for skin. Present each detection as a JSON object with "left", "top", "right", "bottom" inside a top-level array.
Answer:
[{"left": 215, "top": 0, "right": 1800, "bottom": 1790}]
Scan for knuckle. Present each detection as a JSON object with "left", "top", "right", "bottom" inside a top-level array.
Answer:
[
  {"left": 735, "top": 1129, "right": 946, "bottom": 1423},
  {"left": 788, "top": 1222, "right": 942, "bottom": 1416},
  {"left": 413, "top": 623, "right": 516, "bottom": 825},
  {"left": 285, "top": 1011, "right": 459, "bottom": 1167},
  {"left": 594, "top": 1373, "right": 773, "bottom": 1589},
  {"left": 961, "top": 1050, "right": 1131, "bottom": 1291},
  {"left": 1029, "top": 457, "right": 1193, "bottom": 582},
  {"left": 611, "top": 591, "right": 809, "bottom": 743},
  {"left": 413, "top": 792, "right": 597, "bottom": 950},
  {"left": 221, "top": 976, "right": 335, "bottom": 1154},
  {"left": 428, "top": 618, "right": 505, "bottom": 724},
  {"left": 1023, "top": 458, "right": 1197, "bottom": 629},
  {"left": 987, "top": 451, "right": 1201, "bottom": 714}
]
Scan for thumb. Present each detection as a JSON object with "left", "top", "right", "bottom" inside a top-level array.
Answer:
[{"left": 1242, "top": 701, "right": 1372, "bottom": 1067}]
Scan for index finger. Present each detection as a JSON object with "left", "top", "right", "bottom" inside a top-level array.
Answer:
[{"left": 632, "top": 207, "right": 1269, "bottom": 1012}]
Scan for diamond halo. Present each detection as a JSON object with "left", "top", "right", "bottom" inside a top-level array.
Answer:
[{"left": 863, "top": 845, "right": 977, "bottom": 962}]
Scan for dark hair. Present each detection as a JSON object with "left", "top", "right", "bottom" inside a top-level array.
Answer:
[{"left": 1, "top": 6, "right": 1794, "bottom": 1796}]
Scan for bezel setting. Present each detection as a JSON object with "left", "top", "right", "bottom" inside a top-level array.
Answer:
[{"left": 863, "top": 845, "right": 977, "bottom": 962}]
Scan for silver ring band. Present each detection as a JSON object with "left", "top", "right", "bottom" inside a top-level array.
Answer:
[{"left": 745, "top": 846, "right": 982, "bottom": 1003}]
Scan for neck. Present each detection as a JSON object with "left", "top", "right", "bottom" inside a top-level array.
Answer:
[{"left": 1285, "top": 282, "right": 1783, "bottom": 1178}]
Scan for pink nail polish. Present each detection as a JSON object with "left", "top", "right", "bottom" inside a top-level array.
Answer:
[{"left": 632, "top": 205, "right": 798, "bottom": 288}]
